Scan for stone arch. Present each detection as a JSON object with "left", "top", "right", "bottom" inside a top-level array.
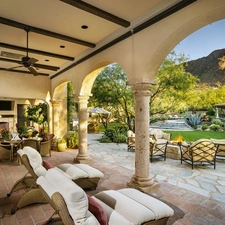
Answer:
[
  {"left": 52, "top": 81, "right": 70, "bottom": 139},
  {"left": 80, "top": 60, "right": 114, "bottom": 96}
]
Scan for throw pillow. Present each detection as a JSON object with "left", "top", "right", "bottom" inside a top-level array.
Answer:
[
  {"left": 87, "top": 195, "right": 108, "bottom": 225},
  {"left": 43, "top": 160, "right": 54, "bottom": 170},
  {"left": 43, "top": 134, "right": 54, "bottom": 142}
]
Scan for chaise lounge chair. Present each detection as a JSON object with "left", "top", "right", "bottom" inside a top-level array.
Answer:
[
  {"left": 8, "top": 146, "right": 104, "bottom": 212},
  {"left": 37, "top": 167, "right": 174, "bottom": 225}
]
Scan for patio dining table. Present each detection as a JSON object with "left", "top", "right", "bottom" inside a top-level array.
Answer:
[{"left": 3, "top": 139, "right": 23, "bottom": 162}]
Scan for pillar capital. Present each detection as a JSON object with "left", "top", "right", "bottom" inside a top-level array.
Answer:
[
  {"left": 50, "top": 99, "right": 62, "bottom": 107},
  {"left": 127, "top": 78, "right": 157, "bottom": 91},
  {"left": 78, "top": 95, "right": 89, "bottom": 103}
]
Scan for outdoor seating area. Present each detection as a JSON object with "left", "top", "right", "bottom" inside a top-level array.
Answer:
[
  {"left": 7, "top": 146, "right": 104, "bottom": 214},
  {"left": 127, "top": 129, "right": 171, "bottom": 162},
  {"left": 37, "top": 167, "right": 174, "bottom": 225},
  {"left": 1, "top": 136, "right": 225, "bottom": 224}
]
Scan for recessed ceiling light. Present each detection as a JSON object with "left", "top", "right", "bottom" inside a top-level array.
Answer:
[
  {"left": 45, "top": 59, "right": 49, "bottom": 62},
  {"left": 81, "top": 25, "right": 88, "bottom": 29},
  {"left": 60, "top": 45, "right": 65, "bottom": 48}
]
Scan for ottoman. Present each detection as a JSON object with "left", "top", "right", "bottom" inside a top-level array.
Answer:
[{"left": 57, "top": 163, "right": 104, "bottom": 189}]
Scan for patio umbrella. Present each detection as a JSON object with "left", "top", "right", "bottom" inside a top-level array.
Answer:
[{"left": 87, "top": 107, "right": 111, "bottom": 114}]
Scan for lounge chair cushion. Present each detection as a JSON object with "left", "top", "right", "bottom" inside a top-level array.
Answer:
[
  {"left": 44, "top": 168, "right": 99, "bottom": 225},
  {"left": 95, "top": 189, "right": 174, "bottom": 224},
  {"left": 57, "top": 163, "right": 104, "bottom": 179},
  {"left": 19, "top": 147, "right": 47, "bottom": 176},
  {"left": 88, "top": 195, "right": 108, "bottom": 225}
]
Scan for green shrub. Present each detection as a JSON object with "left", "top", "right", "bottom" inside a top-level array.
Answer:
[
  {"left": 209, "top": 124, "right": 221, "bottom": 131},
  {"left": 99, "top": 135, "right": 112, "bottom": 143},
  {"left": 113, "top": 134, "right": 127, "bottom": 143},
  {"left": 211, "top": 119, "right": 222, "bottom": 126},
  {"left": 104, "top": 128, "right": 115, "bottom": 141},
  {"left": 103, "top": 125, "right": 128, "bottom": 143},
  {"left": 67, "top": 131, "right": 79, "bottom": 148},
  {"left": 206, "top": 108, "right": 215, "bottom": 116},
  {"left": 201, "top": 124, "right": 208, "bottom": 131}
]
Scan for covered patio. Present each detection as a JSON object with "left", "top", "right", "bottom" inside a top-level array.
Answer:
[{"left": 1, "top": 134, "right": 225, "bottom": 224}]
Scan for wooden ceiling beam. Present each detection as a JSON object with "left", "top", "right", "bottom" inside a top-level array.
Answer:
[
  {"left": 0, "top": 67, "right": 49, "bottom": 76},
  {"left": 0, "top": 42, "right": 74, "bottom": 61},
  {"left": 60, "top": 0, "right": 130, "bottom": 27},
  {"left": 0, "top": 58, "right": 60, "bottom": 71},
  {"left": 0, "top": 17, "right": 96, "bottom": 48}
]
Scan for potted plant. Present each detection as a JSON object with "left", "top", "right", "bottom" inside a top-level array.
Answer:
[
  {"left": 0, "top": 128, "right": 12, "bottom": 140},
  {"left": 57, "top": 138, "right": 67, "bottom": 152},
  {"left": 67, "top": 131, "right": 79, "bottom": 149}
]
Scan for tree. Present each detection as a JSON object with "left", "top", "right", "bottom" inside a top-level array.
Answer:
[
  {"left": 67, "top": 81, "right": 77, "bottom": 131},
  {"left": 150, "top": 51, "right": 199, "bottom": 118},
  {"left": 89, "top": 63, "right": 134, "bottom": 130},
  {"left": 25, "top": 102, "right": 48, "bottom": 130}
]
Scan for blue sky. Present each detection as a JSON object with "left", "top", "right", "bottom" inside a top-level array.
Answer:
[{"left": 173, "top": 19, "right": 225, "bottom": 60}]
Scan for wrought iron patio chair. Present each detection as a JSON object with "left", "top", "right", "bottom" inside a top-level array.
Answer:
[{"left": 179, "top": 139, "right": 217, "bottom": 169}]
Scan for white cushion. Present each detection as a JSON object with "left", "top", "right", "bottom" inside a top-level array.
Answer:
[
  {"left": 44, "top": 168, "right": 99, "bottom": 224},
  {"left": 57, "top": 163, "right": 104, "bottom": 179},
  {"left": 95, "top": 188, "right": 174, "bottom": 224},
  {"left": 92, "top": 196, "right": 134, "bottom": 225},
  {"left": 74, "top": 164, "right": 104, "bottom": 178},
  {"left": 57, "top": 163, "right": 89, "bottom": 179},
  {"left": 22, "top": 146, "right": 47, "bottom": 176},
  {"left": 36, "top": 176, "right": 56, "bottom": 198},
  {"left": 118, "top": 188, "right": 174, "bottom": 220}
]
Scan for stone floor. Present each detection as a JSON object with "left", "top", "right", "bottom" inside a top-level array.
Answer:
[{"left": 0, "top": 134, "right": 225, "bottom": 224}]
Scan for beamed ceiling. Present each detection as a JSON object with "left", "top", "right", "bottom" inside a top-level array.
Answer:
[{"left": 0, "top": 0, "right": 196, "bottom": 78}]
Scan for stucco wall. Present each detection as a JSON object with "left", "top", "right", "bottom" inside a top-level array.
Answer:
[{"left": 0, "top": 70, "right": 51, "bottom": 100}]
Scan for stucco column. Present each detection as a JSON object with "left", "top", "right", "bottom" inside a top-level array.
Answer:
[
  {"left": 127, "top": 81, "right": 158, "bottom": 193},
  {"left": 50, "top": 100, "right": 62, "bottom": 137},
  {"left": 216, "top": 107, "right": 219, "bottom": 118},
  {"left": 75, "top": 95, "right": 91, "bottom": 163},
  {"left": 50, "top": 100, "right": 62, "bottom": 150}
]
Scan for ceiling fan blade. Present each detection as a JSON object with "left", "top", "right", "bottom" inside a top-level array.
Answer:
[
  {"left": 28, "top": 66, "right": 39, "bottom": 76},
  {"left": 7, "top": 65, "right": 23, "bottom": 70},
  {"left": 28, "top": 57, "right": 38, "bottom": 65}
]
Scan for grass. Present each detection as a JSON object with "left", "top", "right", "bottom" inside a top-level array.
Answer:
[
  {"left": 99, "top": 122, "right": 225, "bottom": 142},
  {"left": 164, "top": 130, "right": 225, "bottom": 142}
]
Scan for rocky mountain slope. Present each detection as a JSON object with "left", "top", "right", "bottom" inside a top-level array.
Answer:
[{"left": 184, "top": 48, "right": 225, "bottom": 86}]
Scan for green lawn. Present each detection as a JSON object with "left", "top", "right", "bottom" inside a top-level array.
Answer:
[
  {"left": 99, "top": 123, "right": 225, "bottom": 142},
  {"left": 164, "top": 130, "right": 225, "bottom": 142}
]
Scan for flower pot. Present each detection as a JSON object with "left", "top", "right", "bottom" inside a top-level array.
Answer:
[{"left": 57, "top": 142, "right": 67, "bottom": 152}]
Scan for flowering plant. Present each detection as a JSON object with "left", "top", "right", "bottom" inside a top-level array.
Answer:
[{"left": 0, "top": 128, "right": 11, "bottom": 139}]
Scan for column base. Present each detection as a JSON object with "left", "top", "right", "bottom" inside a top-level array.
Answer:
[
  {"left": 126, "top": 175, "right": 159, "bottom": 194},
  {"left": 74, "top": 153, "right": 92, "bottom": 164}
]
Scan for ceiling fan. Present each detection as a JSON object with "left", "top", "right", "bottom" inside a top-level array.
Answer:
[{"left": 8, "top": 27, "right": 39, "bottom": 76}]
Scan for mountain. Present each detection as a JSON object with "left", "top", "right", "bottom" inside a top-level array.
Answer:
[{"left": 184, "top": 49, "right": 225, "bottom": 86}]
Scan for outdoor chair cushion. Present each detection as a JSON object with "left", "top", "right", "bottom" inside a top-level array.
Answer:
[
  {"left": 37, "top": 168, "right": 174, "bottom": 225},
  {"left": 94, "top": 189, "right": 174, "bottom": 225},
  {"left": 17, "top": 147, "right": 104, "bottom": 189},
  {"left": 57, "top": 163, "right": 104, "bottom": 180},
  {"left": 149, "top": 128, "right": 170, "bottom": 141},
  {"left": 18, "top": 146, "right": 47, "bottom": 177},
  {"left": 38, "top": 168, "right": 100, "bottom": 225}
]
